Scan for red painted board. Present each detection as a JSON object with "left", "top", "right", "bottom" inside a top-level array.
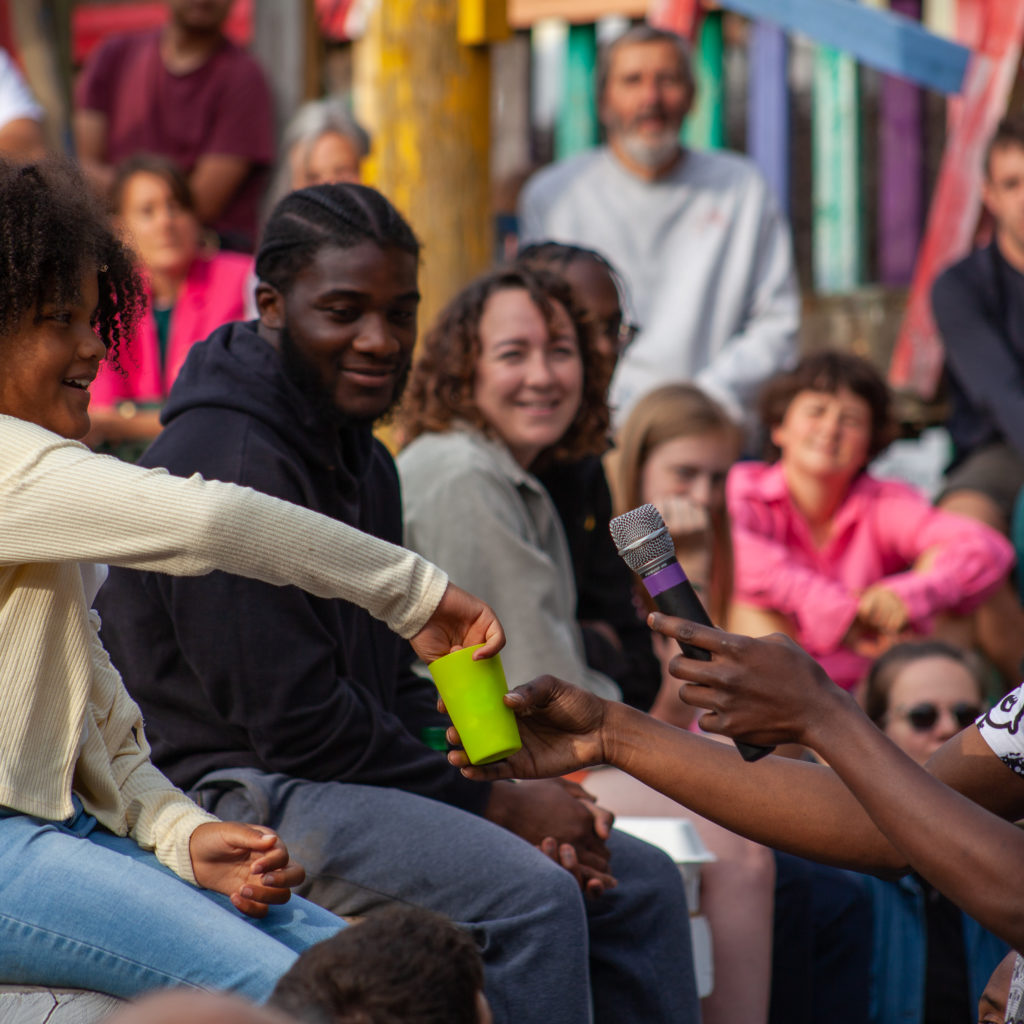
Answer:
[
  {"left": 647, "top": 0, "right": 701, "bottom": 39},
  {"left": 889, "top": 1, "right": 1024, "bottom": 397}
]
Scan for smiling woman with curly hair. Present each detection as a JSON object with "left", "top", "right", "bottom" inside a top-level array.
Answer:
[{"left": 398, "top": 264, "right": 619, "bottom": 698}]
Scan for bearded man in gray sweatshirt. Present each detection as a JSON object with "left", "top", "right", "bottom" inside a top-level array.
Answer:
[{"left": 518, "top": 24, "right": 799, "bottom": 430}]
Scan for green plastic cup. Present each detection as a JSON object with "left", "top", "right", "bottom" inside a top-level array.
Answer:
[{"left": 427, "top": 644, "right": 522, "bottom": 765}]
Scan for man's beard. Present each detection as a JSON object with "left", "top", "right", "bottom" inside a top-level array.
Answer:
[
  {"left": 608, "top": 107, "right": 683, "bottom": 171},
  {"left": 278, "top": 323, "right": 410, "bottom": 431},
  {"left": 617, "top": 130, "right": 682, "bottom": 171}
]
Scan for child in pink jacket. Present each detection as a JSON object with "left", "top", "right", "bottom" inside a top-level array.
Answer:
[{"left": 728, "top": 352, "right": 1014, "bottom": 692}]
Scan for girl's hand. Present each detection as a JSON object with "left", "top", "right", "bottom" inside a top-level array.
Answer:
[
  {"left": 411, "top": 582, "right": 505, "bottom": 663},
  {"left": 650, "top": 494, "right": 711, "bottom": 545},
  {"left": 189, "top": 822, "right": 305, "bottom": 918},
  {"left": 856, "top": 584, "right": 910, "bottom": 635}
]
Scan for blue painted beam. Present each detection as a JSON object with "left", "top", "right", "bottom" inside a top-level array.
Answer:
[
  {"left": 747, "top": 21, "right": 790, "bottom": 215},
  {"left": 718, "top": 0, "right": 969, "bottom": 94}
]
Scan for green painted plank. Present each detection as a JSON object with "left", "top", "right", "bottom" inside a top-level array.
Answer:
[
  {"left": 682, "top": 11, "right": 725, "bottom": 151},
  {"left": 555, "top": 22, "right": 598, "bottom": 159},
  {"left": 812, "top": 45, "right": 863, "bottom": 292}
]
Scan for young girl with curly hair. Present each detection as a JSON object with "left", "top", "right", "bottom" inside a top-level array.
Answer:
[{"left": 0, "top": 158, "right": 498, "bottom": 1002}]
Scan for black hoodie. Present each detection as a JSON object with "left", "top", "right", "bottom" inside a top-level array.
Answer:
[{"left": 97, "top": 320, "right": 489, "bottom": 812}]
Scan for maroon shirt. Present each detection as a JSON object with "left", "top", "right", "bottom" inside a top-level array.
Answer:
[{"left": 76, "top": 28, "right": 273, "bottom": 249}]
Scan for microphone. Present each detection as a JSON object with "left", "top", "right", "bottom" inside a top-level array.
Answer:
[{"left": 609, "top": 503, "right": 774, "bottom": 762}]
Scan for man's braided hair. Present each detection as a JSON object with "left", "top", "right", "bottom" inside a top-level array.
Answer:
[{"left": 256, "top": 183, "right": 420, "bottom": 293}]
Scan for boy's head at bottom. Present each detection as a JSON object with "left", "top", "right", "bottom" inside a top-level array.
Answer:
[{"left": 269, "top": 905, "right": 492, "bottom": 1024}]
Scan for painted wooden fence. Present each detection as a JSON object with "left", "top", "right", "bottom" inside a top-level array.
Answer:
[{"left": 533, "top": 0, "right": 1020, "bottom": 396}]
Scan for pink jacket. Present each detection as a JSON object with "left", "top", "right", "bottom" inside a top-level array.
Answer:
[
  {"left": 91, "top": 251, "right": 252, "bottom": 408},
  {"left": 728, "top": 461, "right": 1014, "bottom": 690}
]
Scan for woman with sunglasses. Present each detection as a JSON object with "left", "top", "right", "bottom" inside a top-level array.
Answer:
[{"left": 862, "top": 642, "right": 1009, "bottom": 1024}]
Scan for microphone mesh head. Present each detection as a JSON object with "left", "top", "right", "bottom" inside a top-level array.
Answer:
[{"left": 609, "top": 503, "right": 675, "bottom": 574}]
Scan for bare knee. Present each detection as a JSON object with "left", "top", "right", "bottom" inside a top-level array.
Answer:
[
  {"left": 728, "top": 602, "right": 797, "bottom": 639},
  {"left": 938, "top": 488, "right": 1008, "bottom": 534}
]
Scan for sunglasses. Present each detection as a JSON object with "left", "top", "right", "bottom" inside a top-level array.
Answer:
[{"left": 890, "top": 701, "right": 981, "bottom": 732}]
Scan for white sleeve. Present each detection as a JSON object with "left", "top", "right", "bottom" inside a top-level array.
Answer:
[
  {"left": 976, "top": 683, "right": 1024, "bottom": 778},
  {"left": 0, "top": 49, "right": 42, "bottom": 127},
  {"left": 0, "top": 417, "right": 447, "bottom": 639}
]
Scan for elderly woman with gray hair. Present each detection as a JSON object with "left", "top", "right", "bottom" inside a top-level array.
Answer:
[{"left": 265, "top": 97, "right": 370, "bottom": 214}]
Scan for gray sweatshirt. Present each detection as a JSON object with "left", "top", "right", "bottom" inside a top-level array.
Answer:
[{"left": 519, "top": 146, "right": 800, "bottom": 427}]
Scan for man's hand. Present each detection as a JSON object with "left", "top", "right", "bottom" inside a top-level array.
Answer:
[
  {"left": 410, "top": 582, "right": 505, "bottom": 664},
  {"left": 537, "top": 837, "right": 618, "bottom": 898},
  {"left": 483, "top": 777, "right": 618, "bottom": 894},
  {"left": 448, "top": 675, "right": 610, "bottom": 781},
  {"left": 649, "top": 613, "right": 852, "bottom": 749},
  {"left": 189, "top": 822, "right": 305, "bottom": 918}
]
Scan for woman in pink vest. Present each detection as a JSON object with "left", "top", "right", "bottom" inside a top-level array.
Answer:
[{"left": 87, "top": 154, "right": 251, "bottom": 460}]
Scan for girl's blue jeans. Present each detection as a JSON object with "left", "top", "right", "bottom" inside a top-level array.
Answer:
[{"left": 0, "top": 799, "right": 345, "bottom": 1002}]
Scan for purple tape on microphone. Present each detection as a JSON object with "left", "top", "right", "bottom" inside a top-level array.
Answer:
[{"left": 642, "top": 561, "right": 687, "bottom": 598}]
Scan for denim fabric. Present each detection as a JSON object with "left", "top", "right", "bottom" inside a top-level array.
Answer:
[
  {"left": 770, "top": 851, "right": 873, "bottom": 1024},
  {"left": 0, "top": 799, "right": 344, "bottom": 1002},
  {"left": 194, "top": 768, "right": 699, "bottom": 1024},
  {"left": 863, "top": 872, "right": 1008, "bottom": 1024}
]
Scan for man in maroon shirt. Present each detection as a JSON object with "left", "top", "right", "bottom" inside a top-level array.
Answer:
[{"left": 75, "top": 0, "right": 273, "bottom": 251}]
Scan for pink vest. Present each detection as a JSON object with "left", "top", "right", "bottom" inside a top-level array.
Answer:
[{"left": 92, "top": 251, "right": 252, "bottom": 408}]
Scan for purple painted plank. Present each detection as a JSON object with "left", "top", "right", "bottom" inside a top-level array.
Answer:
[
  {"left": 747, "top": 21, "right": 790, "bottom": 216},
  {"left": 880, "top": 0, "right": 924, "bottom": 286}
]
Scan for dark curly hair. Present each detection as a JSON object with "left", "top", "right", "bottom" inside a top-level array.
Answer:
[
  {"left": 256, "top": 182, "right": 419, "bottom": 295},
  {"left": 268, "top": 905, "right": 484, "bottom": 1024},
  {"left": 399, "top": 264, "right": 611, "bottom": 466},
  {"left": 759, "top": 350, "right": 894, "bottom": 463},
  {"left": 0, "top": 158, "right": 144, "bottom": 367}
]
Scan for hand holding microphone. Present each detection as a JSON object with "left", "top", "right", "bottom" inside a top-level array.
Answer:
[{"left": 609, "top": 503, "right": 774, "bottom": 762}]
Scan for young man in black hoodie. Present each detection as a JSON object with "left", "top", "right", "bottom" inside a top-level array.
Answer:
[{"left": 97, "top": 184, "right": 697, "bottom": 1024}]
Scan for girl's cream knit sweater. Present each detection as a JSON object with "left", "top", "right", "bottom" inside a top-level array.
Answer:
[{"left": 0, "top": 415, "right": 448, "bottom": 881}]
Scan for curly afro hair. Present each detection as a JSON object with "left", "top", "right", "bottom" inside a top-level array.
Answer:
[{"left": 0, "top": 158, "right": 144, "bottom": 367}]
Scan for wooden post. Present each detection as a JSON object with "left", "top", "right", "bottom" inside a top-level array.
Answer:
[
  {"left": 354, "top": 0, "right": 495, "bottom": 338},
  {"left": 10, "top": 0, "right": 72, "bottom": 152},
  {"left": 555, "top": 21, "right": 598, "bottom": 160},
  {"left": 252, "top": 0, "right": 319, "bottom": 138},
  {"left": 747, "top": 20, "right": 789, "bottom": 214},
  {"left": 879, "top": 0, "right": 924, "bottom": 285},
  {"left": 812, "top": 44, "right": 862, "bottom": 292},
  {"left": 682, "top": 10, "right": 725, "bottom": 151}
]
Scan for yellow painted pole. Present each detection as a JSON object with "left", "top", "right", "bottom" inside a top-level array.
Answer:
[{"left": 354, "top": 0, "right": 497, "bottom": 339}]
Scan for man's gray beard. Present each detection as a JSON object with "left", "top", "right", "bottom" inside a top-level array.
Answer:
[{"left": 618, "top": 131, "right": 682, "bottom": 171}]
